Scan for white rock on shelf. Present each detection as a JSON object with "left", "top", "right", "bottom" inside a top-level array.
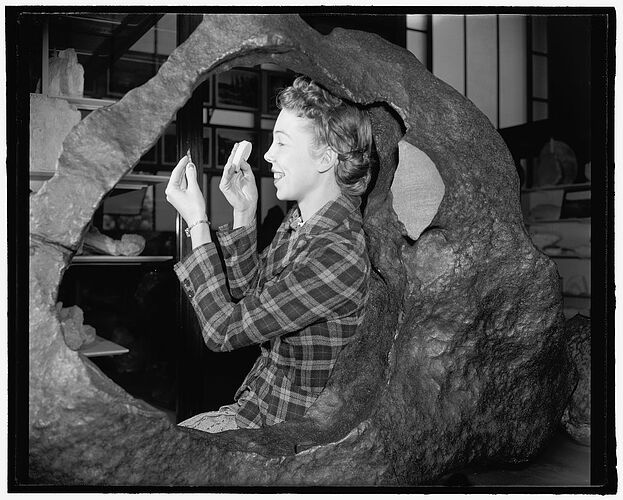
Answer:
[
  {"left": 47, "top": 48, "right": 84, "bottom": 98},
  {"left": 29, "top": 94, "right": 81, "bottom": 174}
]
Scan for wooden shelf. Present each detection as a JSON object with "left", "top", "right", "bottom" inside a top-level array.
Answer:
[
  {"left": 79, "top": 335, "right": 128, "bottom": 357},
  {"left": 31, "top": 170, "right": 174, "bottom": 266},
  {"left": 521, "top": 182, "right": 591, "bottom": 193},
  {"left": 548, "top": 255, "right": 591, "bottom": 260},
  {"left": 115, "top": 174, "right": 170, "bottom": 189},
  {"left": 29, "top": 170, "right": 58, "bottom": 182},
  {"left": 541, "top": 249, "right": 591, "bottom": 259},
  {"left": 526, "top": 217, "right": 590, "bottom": 225},
  {"left": 48, "top": 95, "right": 118, "bottom": 110},
  {"left": 71, "top": 255, "right": 174, "bottom": 266},
  {"left": 30, "top": 170, "right": 170, "bottom": 188}
]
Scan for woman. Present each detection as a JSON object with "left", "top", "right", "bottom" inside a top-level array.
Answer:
[{"left": 166, "top": 76, "right": 373, "bottom": 431}]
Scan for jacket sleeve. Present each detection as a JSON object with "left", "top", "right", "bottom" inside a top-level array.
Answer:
[
  {"left": 173, "top": 239, "right": 368, "bottom": 353},
  {"left": 216, "top": 223, "right": 261, "bottom": 300}
]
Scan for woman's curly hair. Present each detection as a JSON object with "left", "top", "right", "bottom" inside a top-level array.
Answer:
[{"left": 276, "top": 76, "right": 373, "bottom": 197}]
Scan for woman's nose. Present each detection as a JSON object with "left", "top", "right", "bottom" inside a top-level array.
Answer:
[{"left": 264, "top": 145, "right": 274, "bottom": 163}]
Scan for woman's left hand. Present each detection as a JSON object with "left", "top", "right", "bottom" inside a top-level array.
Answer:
[{"left": 165, "top": 154, "right": 206, "bottom": 225}]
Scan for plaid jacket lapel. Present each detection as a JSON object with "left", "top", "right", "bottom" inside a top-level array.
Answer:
[{"left": 261, "top": 194, "right": 361, "bottom": 284}]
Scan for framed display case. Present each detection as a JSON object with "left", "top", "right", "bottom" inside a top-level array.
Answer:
[
  {"left": 216, "top": 68, "right": 260, "bottom": 111},
  {"left": 262, "top": 70, "right": 294, "bottom": 116}
]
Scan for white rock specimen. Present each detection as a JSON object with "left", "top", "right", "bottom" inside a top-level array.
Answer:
[
  {"left": 47, "top": 48, "right": 84, "bottom": 98},
  {"left": 29, "top": 94, "right": 81, "bottom": 173}
]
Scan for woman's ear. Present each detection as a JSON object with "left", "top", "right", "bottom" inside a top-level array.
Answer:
[{"left": 318, "top": 147, "right": 338, "bottom": 173}]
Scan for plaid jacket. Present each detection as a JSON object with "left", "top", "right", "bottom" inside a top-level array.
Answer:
[{"left": 174, "top": 194, "right": 370, "bottom": 428}]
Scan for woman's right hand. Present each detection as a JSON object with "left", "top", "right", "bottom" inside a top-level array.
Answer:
[{"left": 220, "top": 142, "right": 258, "bottom": 227}]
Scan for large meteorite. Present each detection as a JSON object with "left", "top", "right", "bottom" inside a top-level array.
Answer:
[{"left": 29, "top": 14, "right": 574, "bottom": 485}]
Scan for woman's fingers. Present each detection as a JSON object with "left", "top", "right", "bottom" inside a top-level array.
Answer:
[
  {"left": 221, "top": 158, "right": 235, "bottom": 185},
  {"left": 222, "top": 143, "right": 240, "bottom": 182},
  {"left": 238, "top": 159, "right": 252, "bottom": 176},
  {"left": 172, "top": 155, "right": 190, "bottom": 187},
  {"left": 166, "top": 154, "right": 190, "bottom": 193},
  {"left": 231, "top": 142, "right": 240, "bottom": 160},
  {"left": 226, "top": 143, "right": 239, "bottom": 170},
  {"left": 185, "top": 161, "right": 198, "bottom": 184}
]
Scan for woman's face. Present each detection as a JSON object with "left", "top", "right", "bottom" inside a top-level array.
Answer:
[{"left": 264, "top": 109, "right": 324, "bottom": 203}]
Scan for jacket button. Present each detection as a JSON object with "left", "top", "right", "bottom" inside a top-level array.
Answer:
[{"left": 183, "top": 279, "right": 194, "bottom": 298}]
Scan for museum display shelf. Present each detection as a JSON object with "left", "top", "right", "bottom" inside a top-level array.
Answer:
[
  {"left": 31, "top": 161, "right": 176, "bottom": 364},
  {"left": 564, "top": 293, "right": 591, "bottom": 299},
  {"left": 53, "top": 95, "right": 117, "bottom": 111},
  {"left": 525, "top": 217, "right": 590, "bottom": 225},
  {"left": 521, "top": 181, "right": 591, "bottom": 193},
  {"left": 544, "top": 254, "right": 590, "bottom": 260},
  {"left": 30, "top": 170, "right": 174, "bottom": 265},
  {"left": 30, "top": 170, "right": 170, "bottom": 190},
  {"left": 520, "top": 181, "right": 591, "bottom": 319},
  {"left": 78, "top": 335, "right": 129, "bottom": 358}
]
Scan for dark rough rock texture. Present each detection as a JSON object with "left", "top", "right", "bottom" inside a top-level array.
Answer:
[
  {"left": 29, "top": 14, "right": 575, "bottom": 486},
  {"left": 561, "top": 314, "right": 591, "bottom": 446}
]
